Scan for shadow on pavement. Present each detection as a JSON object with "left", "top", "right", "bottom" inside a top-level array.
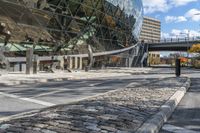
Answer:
[{"left": 160, "top": 78, "right": 200, "bottom": 132}]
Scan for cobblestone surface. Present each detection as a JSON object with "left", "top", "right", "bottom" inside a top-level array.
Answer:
[{"left": 0, "top": 77, "right": 187, "bottom": 133}]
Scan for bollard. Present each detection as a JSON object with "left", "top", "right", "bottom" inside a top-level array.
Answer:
[{"left": 175, "top": 59, "right": 181, "bottom": 77}]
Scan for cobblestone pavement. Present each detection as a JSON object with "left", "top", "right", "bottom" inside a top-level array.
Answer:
[{"left": 0, "top": 77, "right": 187, "bottom": 133}]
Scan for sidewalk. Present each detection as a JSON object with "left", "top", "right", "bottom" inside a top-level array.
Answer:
[
  {"left": 160, "top": 77, "right": 200, "bottom": 132},
  {"left": 0, "top": 71, "right": 130, "bottom": 86},
  {"left": 0, "top": 68, "right": 152, "bottom": 86},
  {"left": 0, "top": 77, "right": 188, "bottom": 133}
]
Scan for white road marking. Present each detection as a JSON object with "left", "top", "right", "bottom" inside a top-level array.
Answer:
[
  {"left": 0, "top": 92, "right": 19, "bottom": 99},
  {"left": 0, "top": 92, "right": 55, "bottom": 107},
  {"left": 32, "top": 88, "right": 69, "bottom": 98},
  {"left": 20, "top": 98, "right": 55, "bottom": 106},
  {"left": 88, "top": 80, "right": 110, "bottom": 87},
  {"left": 162, "top": 124, "right": 200, "bottom": 133},
  {"left": 89, "top": 82, "right": 103, "bottom": 87}
]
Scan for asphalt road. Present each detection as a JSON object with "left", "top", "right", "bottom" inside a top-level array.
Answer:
[
  {"left": 160, "top": 69, "right": 200, "bottom": 133},
  {"left": 0, "top": 67, "right": 199, "bottom": 125},
  {"left": 0, "top": 71, "right": 171, "bottom": 120},
  {"left": 0, "top": 78, "right": 130, "bottom": 118}
]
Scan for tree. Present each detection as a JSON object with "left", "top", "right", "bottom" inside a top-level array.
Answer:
[
  {"left": 189, "top": 44, "right": 200, "bottom": 54},
  {"left": 189, "top": 44, "right": 200, "bottom": 68}
]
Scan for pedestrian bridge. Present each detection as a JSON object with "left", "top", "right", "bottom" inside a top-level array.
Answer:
[{"left": 147, "top": 37, "right": 200, "bottom": 51}]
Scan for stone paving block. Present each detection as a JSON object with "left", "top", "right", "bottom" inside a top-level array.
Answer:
[{"left": 0, "top": 77, "right": 187, "bottom": 133}]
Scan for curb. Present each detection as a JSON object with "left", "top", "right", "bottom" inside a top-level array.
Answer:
[{"left": 136, "top": 77, "right": 191, "bottom": 133}]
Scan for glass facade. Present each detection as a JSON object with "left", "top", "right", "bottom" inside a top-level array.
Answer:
[{"left": 0, "top": 0, "right": 143, "bottom": 55}]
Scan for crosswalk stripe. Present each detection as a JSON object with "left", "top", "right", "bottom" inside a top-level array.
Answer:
[{"left": 0, "top": 92, "right": 55, "bottom": 107}]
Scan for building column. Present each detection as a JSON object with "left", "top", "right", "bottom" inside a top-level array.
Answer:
[
  {"left": 59, "top": 56, "right": 65, "bottom": 70},
  {"left": 129, "top": 57, "right": 132, "bottom": 67},
  {"left": 125, "top": 58, "right": 129, "bottom": 67},
  {"left": 33, "top": 55, "right": 39, "bottom": 74},
  {"left": 19, "top": 63, "right": 22, "bottom": 72},
  {"left": 69, "top": 57, "right": 73, "bottom": 69},
  {"left": 79, "top": 57, "right": 83, "bottom": 70},
  {"left": 26, "top": 48, "right": 33, "bottom": 74},
  {"left": 74, "top": 57, "right": 78, "bottom": 69}
]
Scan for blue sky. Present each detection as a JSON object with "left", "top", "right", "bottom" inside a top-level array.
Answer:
[{"left": 142, "top": 0, "right": 200, "bottom": 39}]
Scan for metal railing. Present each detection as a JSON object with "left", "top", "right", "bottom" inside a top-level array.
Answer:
[
  {"left": 144, "top": 37, "right": 200, "bottom": 44},
  {"left": 7, "top": 43, "right": 139, "bottom": 62}
]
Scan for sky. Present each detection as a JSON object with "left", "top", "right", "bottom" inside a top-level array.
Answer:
[{"left": 142, "top": 0, "right": 200, "bottom": 39}]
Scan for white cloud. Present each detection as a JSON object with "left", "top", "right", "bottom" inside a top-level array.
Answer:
[
  {"left": 185, "top": 8, "right": 200, "bottom": 21},
  {"left": 143, "top": 0, "right": 171, "bottom": 14},
  {"left": 177, "top": 16, "right": 188, "bottom": 22},
  {"left": 165, "top": 16, "right": 187, "bottom": 23},
  {"left": 143, "top": 0, "right": 198, "bottom": 14},
  {"left": 165, "top": 16, "right": 175, "bottom": 23},
  {"left": 164, "top": 8, "right": 200, "bottom": 23},
  {"left": 170, "top": 0, "right": 198, "bottom": 6},
  {"left": 189, "top": 30, "right": 200, "bottom": 37},
  {"left": 171, "top": 29, "right": 182, "bottom": 36},
  {"left": 161, "top": 32, "right": 170, "bottom": 38},
  {"left": 162, "top": 29, "right": 200, "bottom": 39}
]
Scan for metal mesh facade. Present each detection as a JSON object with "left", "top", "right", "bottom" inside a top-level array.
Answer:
[{"left": 0, "top": 0, "right": 143, "bottom": 56}]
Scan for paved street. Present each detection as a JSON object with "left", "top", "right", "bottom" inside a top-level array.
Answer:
[
  {"left": 0, "top": 77, "right": 134, "bottom": 118},
  {"left": 0, "top": 68, "right": 162, "bottom": 119},
  {"left": 0, "top": 67, "right": 199, "bottom": 132},
  {"left": 0, "top": 72, "right": 187, "bottom": 133},
  {"left": 160, "top": 69, "right": 200, "bottom": 133}
]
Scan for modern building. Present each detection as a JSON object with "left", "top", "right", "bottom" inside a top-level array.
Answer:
[
  {"left": 148, "top": 52, "right": 160, "bottom": 65},
  {"left": 139, "top": 16, "right": 161, "bottom": 65},
  {"left": 0, "top": 0, "right": 143, "bottom": 56},
  {"left": 140, "top": 16, "right": 161, "bottom": 43},
  {"left": 0, "top": 0, "right": 144, "bottom": 71}
]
